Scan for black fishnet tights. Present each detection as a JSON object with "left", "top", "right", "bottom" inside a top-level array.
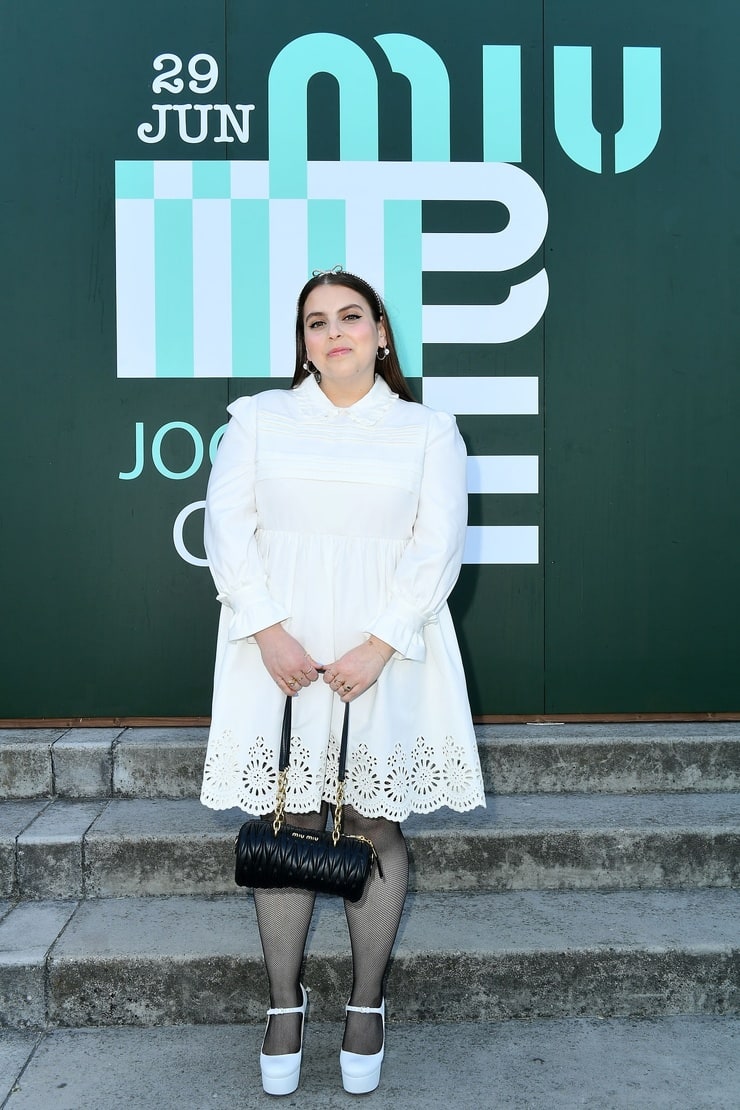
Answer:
[
  {"left": 253, "top": 804, "right": 409, "bottom": 1057},
  {"left": 341, "top": 806, "right": 409, "bottom": 1055},
  {"left": 254, "top": 805, "right": 329, "bottom": 1056}
]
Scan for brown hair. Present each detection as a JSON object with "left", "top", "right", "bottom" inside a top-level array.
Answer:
[{"left": 291, "top": 270, "right": 417, "bottom": 403}]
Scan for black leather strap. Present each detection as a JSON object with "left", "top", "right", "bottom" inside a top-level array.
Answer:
[
  {"left": 277, "top": 695, "right": 292, "bottom": 773},
  {"left": 278, "top": 695, "right": 350, "bottom": 782},
  {"left": 336, "top": 698, "right": 351, "bottom": 782}
]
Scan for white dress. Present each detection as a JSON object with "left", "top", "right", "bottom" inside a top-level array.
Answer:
[{"left": 200, "top": 374, "right": 486, "bottom": 821}]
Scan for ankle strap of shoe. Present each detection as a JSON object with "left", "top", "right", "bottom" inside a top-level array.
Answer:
[
  {"left": 346, "top": 1001, "right": 384, "bottom": 1014},
  {"left": 267, "top": 986, "right": 308, "bottom": 1015}
]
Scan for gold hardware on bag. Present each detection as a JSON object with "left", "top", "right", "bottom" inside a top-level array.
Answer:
[
  {"left": 273, "top": 768, "right": 288, "bottom": 835},
  {"left": 350, "top": 834, "right": 382, "bottom": 874},
  {"left": 333, "top": 780, "right": 346, "bottom": 845},
  {"left": 233, "top": 697, "right": 381, "bottom": 900}
]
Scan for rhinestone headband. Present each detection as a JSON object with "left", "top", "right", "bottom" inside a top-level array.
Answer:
[{"left": 309, "top": 265, "right": 384, "bottom": 317}]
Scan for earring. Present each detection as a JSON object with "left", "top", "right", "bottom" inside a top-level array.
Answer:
[
  {"left": 302, "top": 362, "right": 308, "bottom": 370},
  {"left": 377, "top": 346, "right": 390, "bottom": 361}
]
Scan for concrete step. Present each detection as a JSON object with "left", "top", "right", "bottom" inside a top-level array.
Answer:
[
  {"left": 4, "top": 1015, "right": 740, "bottom": 1109},
  {"left": 2, "top": 722, "right": 739, "bottom": 800},
  {"left": 1, "top": 889, "right": 738, "bottom": 1029},
  {"left": 2, "top": 793, "right": 738, "bottom": 900}
]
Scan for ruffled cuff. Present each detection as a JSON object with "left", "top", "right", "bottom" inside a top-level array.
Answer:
[
  {"left": 217, "top": 585, "right": 290, "bottom": 643},
  {"left": 364, "top": 597, "right": 433, "bottom": 663}
]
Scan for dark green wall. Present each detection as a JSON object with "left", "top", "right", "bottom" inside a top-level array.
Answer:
[
  {"left": 2, "top": 1, "right": 738, "bottom": 716},
  {"left": 542, "top": 1, "right": 740, "bottom": 711}
]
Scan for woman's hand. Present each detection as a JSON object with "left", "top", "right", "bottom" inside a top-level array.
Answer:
[
  {"left": 323, "top": 636, "right": 394, "bottom": 701},
  {"left": 254, "top": 624, "right": 321, "bottom": 696}
]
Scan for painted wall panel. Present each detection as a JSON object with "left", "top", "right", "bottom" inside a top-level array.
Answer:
[
  {"left": 543, "top": 0, "right": 740, "bottom": 711},
  {"left": 1, "top": 1, "right": 736, "bottom": 716}
]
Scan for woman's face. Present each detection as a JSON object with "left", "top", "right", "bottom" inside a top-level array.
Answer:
[{"left": 302, "top": 284, "right": 386, "bottom": 394}]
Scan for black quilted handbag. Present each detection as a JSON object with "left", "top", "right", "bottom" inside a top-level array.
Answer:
[{"left": 234, "top": 697, "right": 380, "bottom": 902}]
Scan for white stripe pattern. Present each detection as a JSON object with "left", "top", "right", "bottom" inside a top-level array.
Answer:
[
  {"left": 269, "top": 201, "right": 308, "bottom": 376},
  {"left": 115, "top": 199, "right": 156, "bottom": 378},
  {"left": 463, "top": 526, "right": 539, "bottom": 565},
  {"left": 114, "top": 161, "right": 543, "bottom": 566},
  {"left": 422, "top": 376, "right": 538, "bottom": 415},
  {"left": 193, "top": 200, "right": 232, "bottom": 377},
  {"left": 153, "top": 161, "right": 193, "bottom": 199},
  {"left": 467, "top": 456, "right": 538, "bottom": 495}
]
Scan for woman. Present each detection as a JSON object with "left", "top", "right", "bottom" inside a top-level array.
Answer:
[{"left": 201, "top": 268, "right": 485, "bottom": 1096}]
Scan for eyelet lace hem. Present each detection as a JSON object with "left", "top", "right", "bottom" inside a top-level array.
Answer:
[{"left": 201, "top": 729, "right": 486, "bottom": 820}]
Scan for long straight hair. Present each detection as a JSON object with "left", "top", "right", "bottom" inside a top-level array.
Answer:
[{"left": 291, "top": 270, "right": 417, "bottom": 403}]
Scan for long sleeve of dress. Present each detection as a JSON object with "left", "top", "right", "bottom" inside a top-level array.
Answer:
[
  {"left": 204, "top": 396, "right": 290, "bottom": 641},
  {"left": 365, "top": 409, "right": 468, "bottom": 663}
]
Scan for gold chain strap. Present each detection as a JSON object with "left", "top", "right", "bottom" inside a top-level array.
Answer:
[
  {"left": 272, "top": 768, "right": 288, "bottom": 835},
  {"left": 270, "top": 703, "right": 350, "bottom": 850},
  {"left": 333, "top": 780, "right": 345, "bottom": 845},
  {"left": 265, "top": 751, "right": 380, "bottom": 870}
]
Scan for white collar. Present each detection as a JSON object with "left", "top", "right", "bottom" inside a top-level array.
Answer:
[{"left": 294, "top": 374, "right": 397, "bottom": 427}]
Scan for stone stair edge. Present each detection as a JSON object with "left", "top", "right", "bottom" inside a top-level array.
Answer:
[
  {"left": 3, "top": 723, "right": 740, "bottom": 801},
  {"left": 3, "top": 791, "right": 739, "bottom": 901},
  {"left": 1, "top": 889, "right": 739, "bottom": 1029},
  {"left": 4, "top": 722, "right": 740, "bottom": 753},
  {"left": 6, "top": 789, "right": 740, "bottom": 828},
  {"left": 42, "top": 887, "right": 740, "bottom": 954},
  {"left": 4, "top": 721, "right": 740, "bottom": 738}
]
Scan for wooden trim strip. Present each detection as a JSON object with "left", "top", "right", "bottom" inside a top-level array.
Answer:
[
  {"left": 474, "top": 712, "right": 740, "bottom": 724},
  {"left": 1, "top": 712, "right": 739, "bottom": 728},
  {"left": 0, "top": 718, "right": 212, "bottom": 728}
]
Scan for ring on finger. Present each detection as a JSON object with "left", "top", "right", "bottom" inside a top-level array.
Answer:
[
  {"left": 287, "top": 679, "right": 297, "bottom": 689},
  {"left": 343, "top": 684, "right": 353, "bottom": 693}
]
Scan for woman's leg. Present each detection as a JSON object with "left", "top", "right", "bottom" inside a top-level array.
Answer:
[
  {"left": 253, "top": 803, "right": 329, "bottom": 1054},
  {"left": 340, "top": 806, "right": 409, "bottom": 1054}
]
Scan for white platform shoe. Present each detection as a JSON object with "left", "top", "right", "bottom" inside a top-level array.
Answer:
[
  {"left": 339, "top": 999, "right": 385, "bottom": 1094},
  {"left": 259, "top": 984, "right": 308, "bottom": 1096}
]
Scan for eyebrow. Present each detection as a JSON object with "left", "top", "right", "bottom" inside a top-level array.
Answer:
[{"left": 304, "top": 303, "right": 365, "bottom": 322}]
